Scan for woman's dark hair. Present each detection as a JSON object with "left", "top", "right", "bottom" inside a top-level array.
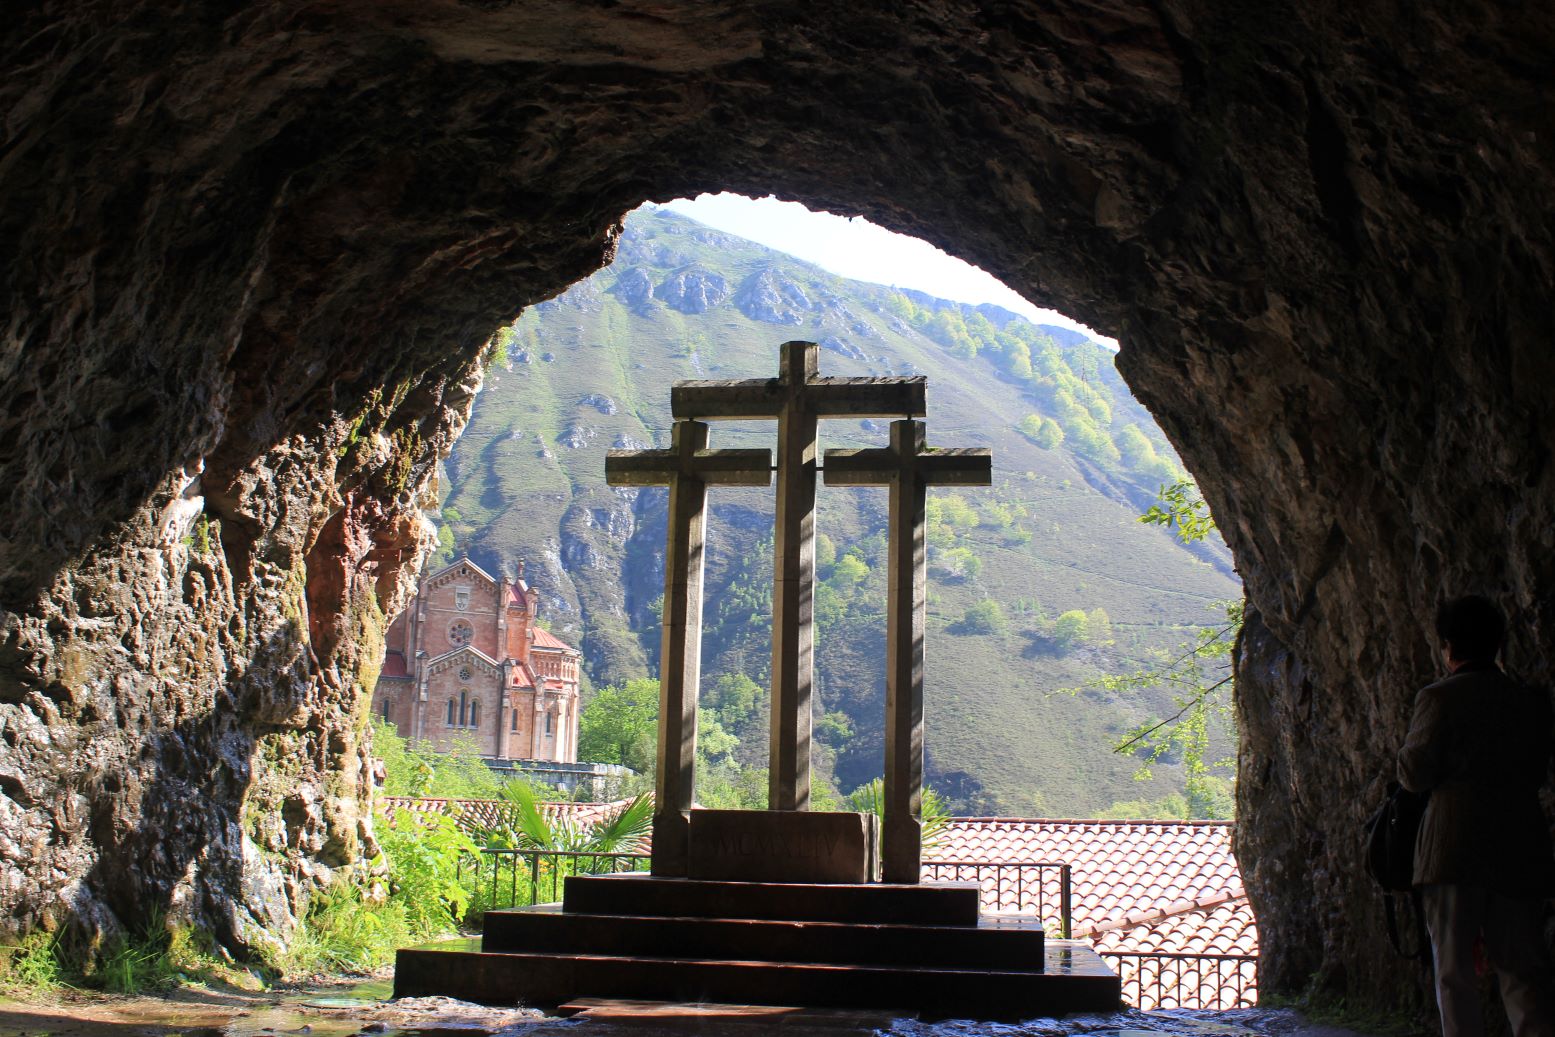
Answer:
[{"left": 1435, "top": 595, "right": 1505, "bottom": 662}]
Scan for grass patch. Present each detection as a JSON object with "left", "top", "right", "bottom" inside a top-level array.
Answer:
[
  {"left": 0, "top": 930, "right": 68, "bottom": 991},
  {"left": 0, "top": 915, "right": 255, "bottom": 995}
]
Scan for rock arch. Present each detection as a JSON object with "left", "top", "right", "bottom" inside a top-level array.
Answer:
[{"left": 3, "top": 0, "right": 1552, "bottom": 1013}]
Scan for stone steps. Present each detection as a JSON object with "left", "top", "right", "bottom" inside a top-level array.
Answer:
[
  {"left": 394, "top": 939, "right": 1121, "bottom": 1020},
  {"left": 392, "top": 873, "right": 1122, "bottom": 1020},
  {"left": 561, "top": 873, "right": 982, "bottom": 925},
  {"left": 482, "top": 903, "right": 1048, "bottom": 968}
]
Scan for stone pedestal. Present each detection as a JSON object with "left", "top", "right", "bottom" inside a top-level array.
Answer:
[{"left": 687, "top": 809, "right": 879, "bottom": 883}]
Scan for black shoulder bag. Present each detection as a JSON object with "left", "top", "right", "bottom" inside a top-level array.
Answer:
[{"left": 1364, "top": 782, "right": 1430, "bottom": 959}]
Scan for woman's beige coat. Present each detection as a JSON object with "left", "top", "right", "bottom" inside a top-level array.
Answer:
[{"left": 1398, "top": 664, "right": 1554, "bottom": 896}]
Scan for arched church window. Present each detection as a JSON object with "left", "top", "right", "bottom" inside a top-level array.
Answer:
[
  {"left": 544, "top": 712, "right": 552, "bottom": 736},
  {"left": 382, "top": 699, "right": 391, "bottom": 721},
  {"left": 470, "top": 700, "right": 480, "bottom": 728},
  {"left": 446, "top": 699, "right": 455, "bottom": 725},
  {"left": 459, "top": 689, "right": 469, "bottom": 727},
  {"left": 510, "top": 709, "right": 518, "bottom": 732},
  {"left": 449, "top": 622, "right": 473, "bottom": 647}
]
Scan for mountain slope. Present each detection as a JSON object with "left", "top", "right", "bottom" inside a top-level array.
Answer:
[{"left": 432, "top": 206, "right": 1240, "bottom": 815}]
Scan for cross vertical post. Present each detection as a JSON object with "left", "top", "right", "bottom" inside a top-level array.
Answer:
[
  {"left": 606, "top": 420, "right": 772, "bottom": 875},
  {"left": 674, "top": 342, "right": 926, "bottom": 814},
  {"left": 825, "top": 419, "right": 991, "bottom": 882},
  {"left": 771, "top": 344, "right": 818, "bottom": 810}
]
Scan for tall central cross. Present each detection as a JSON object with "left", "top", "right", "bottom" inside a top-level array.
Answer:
[
  {"left": 825, "top": 419, "right": 991, "bottom": 882},
  {"left": 674, "top": 341, "right": 926, "bottom": 810},
  {"left": 605, "top": 419, "right": 772, "bottom": 875}
]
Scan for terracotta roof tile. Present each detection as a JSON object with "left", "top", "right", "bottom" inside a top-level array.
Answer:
[{"left": 929, "top": 818, "right": 1253, "bottom": 958}]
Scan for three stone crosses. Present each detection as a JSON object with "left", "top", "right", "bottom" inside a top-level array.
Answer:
[{"left": 606, "top": 341, "right": 991, "bottom": 883}]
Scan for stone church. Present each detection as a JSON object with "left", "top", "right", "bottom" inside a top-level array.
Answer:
[{"left": 374, "top": 557, "right": 582, "bottom": 763}]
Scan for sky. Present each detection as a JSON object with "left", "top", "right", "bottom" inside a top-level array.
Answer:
[{"left": 663, "top": 193, "right": 1115, "bottom": 347}]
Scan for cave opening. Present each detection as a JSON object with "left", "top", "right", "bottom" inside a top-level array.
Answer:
[{"left": 420, "top": 190, "right": 1239, "bottom": 824}]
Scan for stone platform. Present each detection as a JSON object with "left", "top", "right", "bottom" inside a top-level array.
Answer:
[
  {"left": 687, "top": 808, "right": 879, "bottom": 883},
  {"left": 394, "top": 874, "right": 1121, "bottom": 1020}
]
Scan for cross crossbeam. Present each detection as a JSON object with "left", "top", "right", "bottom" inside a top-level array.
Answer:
[
  {"left": 825, "top": 419, "right": 991, "bottom": 882},
  {"left": 605, "top": 420, "right": 771, "bottom": 875},
  {"left": 673, "top": 342, "right": 927, "bottom": 812}
]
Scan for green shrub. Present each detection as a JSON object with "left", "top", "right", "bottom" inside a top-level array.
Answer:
[
  {"left": 378, "top": 809, "right": 481, "bottom": 935},
  {"left": 958, "top": 599, "right": 1007, "bottom": 635},
  {"left": 372, "top": 716, "right": 502, "bottom": 798},
  {"left": 275, "top": 808, "right": 478, "bottom": 978}
]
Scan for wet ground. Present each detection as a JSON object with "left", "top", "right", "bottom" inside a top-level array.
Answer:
[{"left": 0, "top": 980, "right": 1392, "bottom": 1037}]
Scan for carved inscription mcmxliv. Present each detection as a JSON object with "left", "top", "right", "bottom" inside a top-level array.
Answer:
[{"left": 687, "top": 809, "right": 880, "bottom": 884}]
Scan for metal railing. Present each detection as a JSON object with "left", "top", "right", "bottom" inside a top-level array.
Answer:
[
  {"left": 470, "top": 844, "right": 1256, "bottom": 1013},
  {"left": 476, "top": 848, "right": 651, "bottom": 909},
  {"left": 919, "top": 859, "right": 1072, "bottom": 938},
  {"left": 1100, "top": 950, "right": 1258, "bottom": 1010}
]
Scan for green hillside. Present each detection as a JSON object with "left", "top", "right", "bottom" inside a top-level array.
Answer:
[{"left": 431, "top": 206, "right": 1240, "bottom": 816}]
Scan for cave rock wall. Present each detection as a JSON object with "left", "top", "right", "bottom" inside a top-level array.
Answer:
[{"left": 3, "top": 0, "right": 1553, "bottom": 1015}]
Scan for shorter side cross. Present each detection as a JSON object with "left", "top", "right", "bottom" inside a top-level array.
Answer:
[
  {"left": 824, "top": 419, "right": 991, "bottom": 883},
  {"left": 606, "top": 420, "right": 772, "bottom": 875}
]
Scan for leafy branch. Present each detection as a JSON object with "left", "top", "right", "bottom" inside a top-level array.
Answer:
[
  {"left": 1073, "top": 480, "right": 1241, "bottom": 818},
  {"left": 1140, "top": 479, "right": 1217, "bottom": 544},
  {"left": 1112, "top": 673, "right": 1234, "bottom": 754}
]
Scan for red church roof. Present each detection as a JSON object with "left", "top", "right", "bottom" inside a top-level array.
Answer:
[
  {"left": 381, "top": 650, "right": 410, "bottom": 678},
  {"left": 530, "top": 625, "right": 575, "bottom": 653},
  {"left": 506, "top": 582, "right": 529, "bottom": 609}
]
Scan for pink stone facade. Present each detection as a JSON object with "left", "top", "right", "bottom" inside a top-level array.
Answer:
[{"left": 374, "top": 558, "right": 581, "bottom": 762}]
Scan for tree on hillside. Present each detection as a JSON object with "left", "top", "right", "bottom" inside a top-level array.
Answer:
[
  {"left": 980, "top": 500, "right": 1015, "bottom": 529},
  {"left": 1087, "top": 607, "right": 1113, "bottom": 646},
  {"left": 830, "top": 553, "right": 869, "bottom": 592},
  {"left": 1053, "top": 609, "right": 1090, "bottom": 647},
  {"left": 577, "top": 678, "right": 659, "bottom": 772},
  {"left": 815, "top": 532, "right": 837, "bottom": 572},
  {"left": 1114, "top": 423, "right": 1156, "bottom": 469},
  {"left": 935, "top": 495, "right": 979, "bottom": 528},
  {"left": 706, "top": 672, "right": 763, "bottom": 730},
  {"left": 933, "top": 546, "right": 979, "bottom": 580},
  {"left": 1032, "top": 417, "right": 1063, "bottom": 450},
  {"left": 958, "top": 599, "right": 1007, "bottom": 635}
]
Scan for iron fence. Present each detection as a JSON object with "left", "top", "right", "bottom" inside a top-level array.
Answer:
[
  {"left": 468, "top": 842, "right": 1257, "bottom": 1013},
  {"left": 1100, "top": 950, "right": 1258, "bottom": 1010},
  {"left": 919, "top": 859, "right": 1072, "bottom": 937},
  {"left": 475, "top": 848, "right": 651, "bottom": 909}
]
